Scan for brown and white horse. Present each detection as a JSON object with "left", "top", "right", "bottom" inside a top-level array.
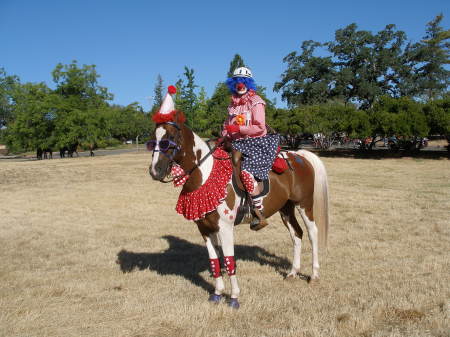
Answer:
[{"left": 148, "top": 111, "right": 329, "bottom": 309}]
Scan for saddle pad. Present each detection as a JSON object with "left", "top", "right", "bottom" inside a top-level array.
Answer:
[
  {"left": 232, "top": 173, "right": 269, "bottom": 199},
  {"left": 232, "top": 174, "right": 269, "bottom": 225}
]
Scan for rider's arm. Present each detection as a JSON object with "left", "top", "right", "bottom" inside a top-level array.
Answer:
[{"left": 239, "top": 103, "right": 266, "bottom": 137}]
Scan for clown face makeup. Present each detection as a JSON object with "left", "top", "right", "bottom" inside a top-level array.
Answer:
[{"left": 236, "top": 82, "right": 248, "bottom": 95}]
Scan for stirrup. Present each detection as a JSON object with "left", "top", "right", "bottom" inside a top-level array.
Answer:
[{"left": 249, "top": 208, "right": 268, "bottom": 231}]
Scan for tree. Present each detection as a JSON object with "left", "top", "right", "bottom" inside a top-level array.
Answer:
[
  {"left": 423, "top": 96, "right": 450, "bottom": 136},
  {"left": 267, "top": 108, "right": 292, "bottom": 135},
  {"left": 369, "top": 96, "right": 429, "bottom": 146},
  {"left": 51, "top": 61, "right": 113, "bottom": 149},
  {"left": 414, "top": 14, "right": 450, "bottom": 100},
  {"left": 52, "top": 61, "right": 112, "bottom": 107},
  {"left": 296, "top": 103, "right": 370, "bottom": 147},
  {"left": 328, "top": 23, "right": 411, "bottom": 108},
  {"left": 204, "top": 82, "right": 230, "bottom": 137},
  {"left": 275, "top": 22, "right": 439, "bottom": 109},
  {"left": 5, "top": 82, "right": 55, "bottom": 152},
  {"left": 106, "top": 103, "right": 153, "bottom": 141},
  {"left": 176, "top": 67, "right": 198, "bottom": 129},
  {"left": 227, "top": 54, "right": 246, "bottom": 77},
  {"left": 274, "top": 41, "right": 335, "bottom": 107},
  {"left": 151, "top": 74, "right": 164, "bottom": 113},
  {"left": 193, "top": 87, "right": 210, "bottom": 136},
  {"left": 0, "top": 68, "right": 20, "bottom": 128}
]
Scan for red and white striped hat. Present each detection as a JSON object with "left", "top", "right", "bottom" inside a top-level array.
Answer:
[
  {"left": 159, "top": 85, "right": 177, "bottom": 115},
  {"left": 152, "top": 85, "right": 185, "bottom": 124}
]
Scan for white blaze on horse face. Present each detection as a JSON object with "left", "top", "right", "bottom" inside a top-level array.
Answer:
[
  {"left": 193, "top": 133, "right": 213, "bottom": 185},
  {"left": 151, "top": 127, "right": 167, "bottom": 176}
]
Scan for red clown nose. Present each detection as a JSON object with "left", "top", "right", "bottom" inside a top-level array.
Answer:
[{"left": 236, "top": 83, "right": 246, "bottom": 90}]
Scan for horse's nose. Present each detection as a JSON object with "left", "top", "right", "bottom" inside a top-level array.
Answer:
[{"left": 149, "top": 163, "right": 164, "bottom": 180}]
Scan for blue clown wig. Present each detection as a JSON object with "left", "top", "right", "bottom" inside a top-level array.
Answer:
[{"left": 225, "top": 76, "right": 257, "bottom": 94}]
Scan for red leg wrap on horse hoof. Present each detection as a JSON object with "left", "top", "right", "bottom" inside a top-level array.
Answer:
[
  {"left": 240, "top": 171, "right": 254, "bottom": 194},
  {"left": 209, "top": 258, "right": 221, "bottom": 278},
  {"left": 224, "top": 256, "right": 236, "bottom": 276}
]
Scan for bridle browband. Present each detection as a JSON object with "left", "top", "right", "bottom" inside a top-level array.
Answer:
[{"left": 150, "top": 122, "right": 228, "bottom": 184}]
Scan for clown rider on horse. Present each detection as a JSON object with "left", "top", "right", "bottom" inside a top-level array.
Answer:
[
  {"left": 147, "top": 69, "right": 329, "bottom": 308},
  {"left": 222, "top": 67, "right": 279, "bottom": 228}
]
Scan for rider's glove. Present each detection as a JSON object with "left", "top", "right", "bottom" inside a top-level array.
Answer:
[{"left": 225, "top": 125, "right": 240, "bottom": 134}]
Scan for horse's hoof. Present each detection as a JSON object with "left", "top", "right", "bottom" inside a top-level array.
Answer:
[
  {"left": 208, "top": 294, "right": 222, "bottom": 304},
  {"left": 308, "top": 277, "right": 320, "bottom": 285},
  {"left": 285, "top": 273, "right": 298, "bottom": 280},
  {"left": 228, "top": 298, "right": 240, "bottom": 309},
  {"left": 250, "top": 218, "right": 269, "bottom": 231}
]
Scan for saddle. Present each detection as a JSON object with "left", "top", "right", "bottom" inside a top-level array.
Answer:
[
  {"left": 230, "top": 149, "right": 270, "bottom": 226},
  {"left": 222, "top": 136, "right": 291, "bottom": 227}
]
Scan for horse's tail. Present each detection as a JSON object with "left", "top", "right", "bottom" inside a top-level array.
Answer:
[{"left": 297, "top": 150, "right": 329, "bottom": 249}]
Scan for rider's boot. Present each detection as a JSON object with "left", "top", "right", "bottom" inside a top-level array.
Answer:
[
  {"left": 240, "top": 170, "right": 269, "bottom": 230},
  {"left": 249, "top": 196, "right": 268, "bottom": 231}
]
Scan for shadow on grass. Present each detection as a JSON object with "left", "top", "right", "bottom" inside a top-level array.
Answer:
[{"left": 116, "top": 235, "right": 292, "bottom": 292}]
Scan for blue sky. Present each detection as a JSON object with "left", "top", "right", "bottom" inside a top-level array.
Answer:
[{"left": 1, "top": 0, "right": 448, "bottom": 110}]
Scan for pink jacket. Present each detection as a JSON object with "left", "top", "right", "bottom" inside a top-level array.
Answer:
[{"left": 222, "top": 91, "right": 267, "bottom": 140}]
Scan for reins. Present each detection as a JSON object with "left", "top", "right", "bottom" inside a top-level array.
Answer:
[
  {"left": 163, "top": 138, "right": 229, "bottom": 184},
  {"left": 154, "top": 123, "right": 230, "bottom": 184}
]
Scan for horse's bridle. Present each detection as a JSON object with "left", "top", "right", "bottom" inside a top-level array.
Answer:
[
  {"left": 148, "top": 122, "right": 227, "bottom": 184},
  {"left": 147, "top": 122, "right": 182, "bottom": 183}
]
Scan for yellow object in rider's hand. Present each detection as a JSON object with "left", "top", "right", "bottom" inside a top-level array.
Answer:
[{"left": 236, "top": 113, "right": 245, "bottom": 126}]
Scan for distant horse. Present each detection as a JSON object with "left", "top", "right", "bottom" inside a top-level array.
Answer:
[
  {"left": 88, "top": 143, "right": 97, "bottom": 156},
  {"left": 59, "top": 147, "right": 67, "bottom": 158},
  {"left": 43, "top": 148, "right": 52, "bottom": 159},
  {"left": 58, "top": 143, "right": 79, "bottom": 158},
  {"left": 36, "top": 148, "right": 52, "bottom": 160},
  {"left": 67, "top": 143, "right": 79, "bottom": 158},
  {"left": 147, "top": 111, "right": 329, "bottom": 309}
]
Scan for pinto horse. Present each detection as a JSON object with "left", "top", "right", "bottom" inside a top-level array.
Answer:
[{"left": 148, "top": 111, "right": 329, "bottom": 309}]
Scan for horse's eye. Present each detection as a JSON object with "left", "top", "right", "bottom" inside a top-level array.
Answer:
[{"left": 159, "top": 139, "right": 171, "bottom": 151}]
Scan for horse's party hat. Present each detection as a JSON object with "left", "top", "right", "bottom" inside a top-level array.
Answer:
[
  {"left": 159, "top": 85, "right": 177, "bottom": 114},
  {"left": 152, "top": 85, "right": 185, "bottom": 124}
]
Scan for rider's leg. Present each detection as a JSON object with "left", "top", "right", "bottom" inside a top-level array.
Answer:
[{"left": 240, "top": 170, "right": 268, "bottom": 230}]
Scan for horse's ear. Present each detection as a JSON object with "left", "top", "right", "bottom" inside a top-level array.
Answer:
[{"left": 174, "top": 110, "right": 186, "bottom": 124}]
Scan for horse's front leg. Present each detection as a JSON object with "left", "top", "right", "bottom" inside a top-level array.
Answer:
[
  {"left": 204, "top": 233, "right": 225, "bottom": 302},
  {"left": 217, "top": 217, "right": 240, "bottom": 309}
]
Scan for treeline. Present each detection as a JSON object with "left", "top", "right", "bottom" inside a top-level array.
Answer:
[
  {"left": 269, "top": 14, "right": 449, "bottom": 149},
  {"left": 153, "top": 14, "right": 449, "bottom": 149},
  {"left": 0, "top": 62, "right": 152, "bottom": 154},
  {"left": 1, "top": 15, "right": 448, "bottom": 154}
]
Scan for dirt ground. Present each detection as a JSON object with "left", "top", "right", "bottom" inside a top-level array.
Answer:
[{"left": 0, "top": 152, "right": 449, "bottom": 337}]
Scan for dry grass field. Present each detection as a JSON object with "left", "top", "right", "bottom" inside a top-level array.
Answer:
[{"left": 0, "top": 152, "right": 449, "bottom": 337}]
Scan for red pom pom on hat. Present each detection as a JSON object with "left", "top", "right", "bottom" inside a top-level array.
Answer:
[{"left": 168, "top": 85, "right": 177, "bottom": 94}]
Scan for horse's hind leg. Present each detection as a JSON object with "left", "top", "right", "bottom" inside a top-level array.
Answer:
[
  {"left": 279, "top": 202, "right": 304, "bottom": 278},
  {"left": 296, "top": 206, "right": 320, "bottom": 280}
]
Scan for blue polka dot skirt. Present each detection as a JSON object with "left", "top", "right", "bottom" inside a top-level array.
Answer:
[{"left": 232, "top": 134, "right": 280, "bottom": 180}]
